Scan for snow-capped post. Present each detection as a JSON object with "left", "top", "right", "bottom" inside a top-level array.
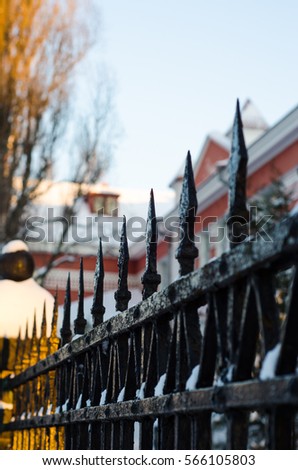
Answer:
[
  {"left": 91, "top": 238, "right": 105, "bottom": 327},
  {"left": 60, "top": 273, "right": 72, "bottom": 345},
  {"left": 227, "top": 99, "right": 249, "bottom": 247},
  {"left": 141, "top": 189, "right": 161, "bottom": 300},
  {"left": 74, "top": 258, "right": 87, "bottom": 335},
  {"left": 175, "top": 151, "right": 198, "bottom": 276},
  {"left": 114, "top": 216, "right": 131, "bottom": 312}
]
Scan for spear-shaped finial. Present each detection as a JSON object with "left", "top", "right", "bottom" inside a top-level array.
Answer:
[
  {"left": 41, "top": 302, "right": 47, "bottom": 337},
  {"left": 114, "top": 216, "right": 131, "bottom": 311},
  {"left": 141, "top": 189, "right": 161, "bottom": 299},
  {"left": 14, "top": 328, "right": 23, "bottom": 375},
  {"left": 91, "top": 238, "right": 105, "bottom": 327},
  {"left": 39, "top": 302, "right": 48, "bottom": 360},
  {"left": 227, "top": 99, "right": 249, "bottom": 247},
  {"left": 74, "top": 258, "right": 87, "bottom": 335},
  {"left": 60, "top": 273, "right": 72, "bottom": 345},
  {"left": 30, "top": 312, "right": 39, "bottom": 366},
  {"left": 175, "top": 151, "right": 198, "bottom": 276},
  {"left": 48, "top": 287, "right": 60, "bottom": 354},
  {"left": 21, "top": 321, "right": 30, "bottom": 370}
]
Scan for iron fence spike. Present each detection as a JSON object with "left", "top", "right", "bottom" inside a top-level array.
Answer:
[
  {"left": 60, "top": 273, "right": 72, "bottom": 345},
  {"left": 74, "top": 258, "right": 87, "bottom": 335},
  {"left": 141, "top": 188, "right": 161, "bottom": 299},
  {"left": 114, "top": 215, "right": 131, "bottom": 311},
  {"left": 91, "top": 238, "right": 105, "bottom": 327},
  {"left": 40, "top": 301, "right": 47, "bottom": 339},
  {"left": 48, "top": 287, "right": 60, "bottom": 353},
  {"left": 175, "top": 151, "right": 199, "bottom": 276},
  {"left": 227, "top": 99, "right": 249, "bottom": 246}
]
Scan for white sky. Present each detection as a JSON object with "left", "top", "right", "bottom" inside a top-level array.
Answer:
[{"left": 94, "top": 0, "right": 298, "bottom": 191}]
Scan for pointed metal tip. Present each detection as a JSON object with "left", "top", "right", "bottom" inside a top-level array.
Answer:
[
  {"left": 91, "top": 237, "right": 105, "bottom": 327},
  {"left": 235, "top": 99, "right": 243, "bottom": 127},
  {"left": 121, "top": 215, "right": 127, "bottom": 236},
  {"left": 61, "top": 273, "right": 72, "bottom": 344},
  {"left": 149, "top": 188, "right": 155, "bottom": 204},
  {"left": 32, "top": 310, "right": 37, "bottom": 337},
  {"left": 185, "top": 151, "right": 193, "bottom": 174},
  {"left": 53, "top": 288, "right": 58, "bottom": 310},
  {"left": 79, "top": 258, "right": 84, "bottom": 287},
  {"left": 176, "top": 149, "right": 198, "bottom": 276},
  {"left": 74, "top": 256, "right": 86, "bottom": 334},
  {"left": 41, "top": 301, "right": 47, "bottom": 334}
]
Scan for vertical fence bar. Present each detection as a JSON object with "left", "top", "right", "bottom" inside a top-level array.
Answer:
[
  {"left": 268, "top": 265, "right": 298, "bottom": 449},
  {"left": 226, "top": 100, "right": 250, "bottom": 449}
]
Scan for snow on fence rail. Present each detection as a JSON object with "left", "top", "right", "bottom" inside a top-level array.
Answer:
[{"left": 1, "top": 102, "right": 298, "bottom": 450}]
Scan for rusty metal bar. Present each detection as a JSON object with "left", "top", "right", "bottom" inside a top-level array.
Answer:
[{"left": 4, "top": 374, "right": 298, "bottom": 430}]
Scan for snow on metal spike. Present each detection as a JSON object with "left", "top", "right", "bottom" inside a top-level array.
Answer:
[
  {"left": 91, "top": 238, "right": 105, "bottom": 327},
  {"left": 175, "top": 151, "right": 199, "bottom": 276},
  {"left": 141, "top": 188, "right": 161, "bottom": 299},
  {"left": 74, "top": 258, "right": 87, "bottom": 335},
  {"left": 114, "top": 215, "right": 131, "bottom": 312},
  {"left": 60, "top": 273, "right": 72, "bottom": 345}
]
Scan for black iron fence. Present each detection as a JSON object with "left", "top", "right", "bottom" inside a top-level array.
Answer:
[{"left": 0, "top": 102, "right": 298, "bottom": 450}]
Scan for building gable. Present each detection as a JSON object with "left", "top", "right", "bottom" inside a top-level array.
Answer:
[{"left": 194, "top": 136, "right": 230, "bottom": 187}]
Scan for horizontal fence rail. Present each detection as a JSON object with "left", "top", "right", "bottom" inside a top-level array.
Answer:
[{"left": 1, "top": 101, "right": 298, "bottom": 450}]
